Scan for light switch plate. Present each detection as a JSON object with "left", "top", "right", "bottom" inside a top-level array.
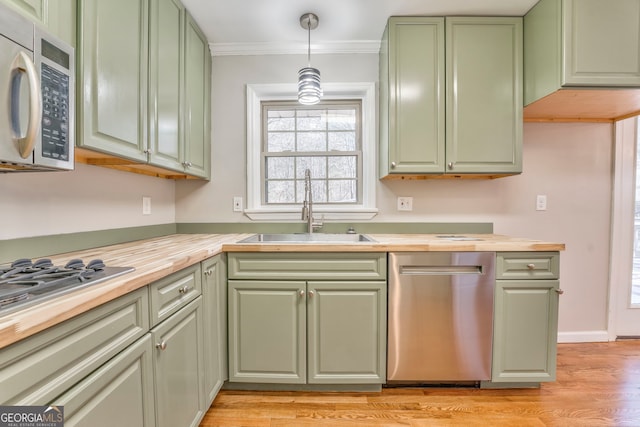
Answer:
[{"left": 536, "top": 195, "right": 547, "bottom": 211}]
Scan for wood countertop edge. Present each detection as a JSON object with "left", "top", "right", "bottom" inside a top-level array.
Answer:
[{"left": 0, "top": 233, "right": 564, "bottom": 349}]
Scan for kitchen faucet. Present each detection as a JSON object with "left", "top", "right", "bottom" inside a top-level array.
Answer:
[{"left": 302, "top": 169, "right": 323, "bottom": 233}]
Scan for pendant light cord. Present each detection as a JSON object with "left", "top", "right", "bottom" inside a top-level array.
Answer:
[{"left": 307, "top": 22, "right": 311, "bottom": 67}]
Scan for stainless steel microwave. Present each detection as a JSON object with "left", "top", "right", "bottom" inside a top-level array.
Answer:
[{"left": 0, "top": 2, "right": 74, "bottom": 172}]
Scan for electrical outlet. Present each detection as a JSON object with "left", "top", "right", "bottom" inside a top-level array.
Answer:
[
  {"left": 142, "top": 196, "right": 151, "bottom": 215},
  {"left": 397, "top": 197, "right": 413, "bottom": 211},
  {"left": 536, "top": 194, "right": 547, "bottom": 211},
  {"left": 233, "top": 196, "right": 243, "bottom": 212}
]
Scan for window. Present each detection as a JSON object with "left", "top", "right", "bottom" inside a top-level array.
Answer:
[
  {"left": 262, "top": 101, "right": 361, "bottom": 205},
  {"left": 245, "top": 83, "right": 377, "bottom": 221}
]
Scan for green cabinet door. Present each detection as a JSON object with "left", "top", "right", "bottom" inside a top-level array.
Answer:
[
  {"left": 380, "top": 17, "right": 445, "bottom": 176},
  {"left": 152, "top": 297, "right": 205, "bottom": 427},
  {"left": 445, "top": 17, "right": 522, "bottom": 174},
  {"left": 228, "top": 280, "right": 306, "bottom": 384},
  {"left": 492, "top": 280, "right": 560, "bottom": 382},
  {"left": 53, "top": 335, "right": 156, "bottom": 427},
  {"left": 148, "top": 0, "right": 184, "bottom": 172},
  {"left": 307, "top": 281, "right": 386, "bottom": 384},
  {"left": 77, "top": 0, "right": 148, "bottom": 161},
  {"left": 202, "top": 255, "right": 227, "bottom": 405},
  {"left": 183, "top": 13, "right": 211, "bottom": 179},
  {"left": 563, "top": 0, "right": 640, "bottom": 87}
]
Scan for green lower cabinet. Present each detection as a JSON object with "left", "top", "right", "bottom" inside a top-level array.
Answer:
[
  {"left": 202, "top": 254, "right": 228, "bottom": 404},
  {"left": 152, "top": 297, "right": 205, "bottom": 427},
  {"left": 228, "top": 280, "right": 306, "bottom": 384},
  {"left": 228, "top": 280, "right": 386, "bottom": 385},
  {"left": 53, "top": 334, "right": 156, "bottom": 427},
  {"left": 307, "top": 282, "right": 386, "bottom": 384},
  {"left": 492, "top": 280, "right": 560, "bottom": 382},
  {"left": 0, "top": 288, "right": 148, "bottom": 405}
]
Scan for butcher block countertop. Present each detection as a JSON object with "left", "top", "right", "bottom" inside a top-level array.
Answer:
[{"left": 0, "top": 233, "right": 564, "bottom": 349}]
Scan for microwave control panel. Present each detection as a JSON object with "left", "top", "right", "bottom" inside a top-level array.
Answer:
[{"left": 40, "top": 63, "right": 69, "bottom": 161}]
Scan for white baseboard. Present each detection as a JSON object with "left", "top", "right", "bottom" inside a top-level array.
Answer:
[{"left": 557, "top": 330, "right": 610, "bottom": 343}]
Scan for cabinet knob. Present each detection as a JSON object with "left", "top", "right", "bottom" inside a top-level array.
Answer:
[
  {"left": 144, "top": 149, "right": 153, "bottom": 155},
  {"left": 308, "top": 290, "right": 315, "bottom": 298},
  {"left": 156, "top": 341, "right": 167, "bottom": 351},
  {"left": 447, "top": 162, "right": 453, "bottom": 170},
  {"left": 299, "top": 289, "right": 305, "bottom": 297},
  {"left": 391, "top": 162, "right": 396, "bottom": 169},
  {"left": 555, "top": 289, "right": 564, "bottom": 295},
  {"left": 178, "top": 285, "right": 189, "bottom": 294},
  {"left": 182, "top": 161, "right": 193, "bottom": 168},
  {"left": 527, "top": 263, "right": 536, "bottom": 270},
  {"left": 204, "top": 270, "right": 213, "bottom": 276}
]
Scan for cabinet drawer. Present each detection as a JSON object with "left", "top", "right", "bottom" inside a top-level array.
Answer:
[
  {"left": 149, "top": 264, "right": 202, "bottom": 327},
  {"left": 228, "top": 253, "right": 387, "bottom": 281},
  {"left": 497, "top": 252, "right": 560, "bottom": 280},
  {"left": 0, "top": 288, "right": 149, "bottom": 405}
]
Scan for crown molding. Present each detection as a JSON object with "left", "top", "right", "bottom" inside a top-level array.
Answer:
[{"left": 210, "top": 40, "right": 381, "bottom": 56}]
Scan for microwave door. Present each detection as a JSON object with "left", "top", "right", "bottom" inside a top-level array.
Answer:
[{"left": 0, "top": 36, "right": 41, "bottom": 167}]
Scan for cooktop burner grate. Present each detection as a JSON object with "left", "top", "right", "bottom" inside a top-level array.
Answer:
[{"left": 0, "top": 258, "right": 134, "bottom": 313}]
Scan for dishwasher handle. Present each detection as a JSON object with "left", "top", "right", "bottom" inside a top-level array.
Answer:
[{"left": 399, "top": 265, "right": 484, "bottom": 275}]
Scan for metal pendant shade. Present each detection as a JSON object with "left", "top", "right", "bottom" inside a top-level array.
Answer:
[{"left": 298, "top": 13, "right": 322, "bottom": 105}]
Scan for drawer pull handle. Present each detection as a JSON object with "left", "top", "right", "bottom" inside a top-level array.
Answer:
[
  {"left": 527, "top": 263, "right": 536, "bottom": 270},
  {"left": 156, "top": 341, "right": 167, "bottom": 351},
  {"left": 299, "top": 290, "right": 305, "bottom": 297},
  {"left": 178, "top": 285, "right": 189, "bottom": 294},
  {"left": 555, "top": 289, "right": 564, "bottom": 295}
]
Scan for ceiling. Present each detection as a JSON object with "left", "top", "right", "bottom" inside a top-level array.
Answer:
[{"left": 180, "top": 0, "right": 539, "bottom": 55}]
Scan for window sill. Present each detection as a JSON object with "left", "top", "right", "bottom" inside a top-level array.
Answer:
[{"left": 243, "top": 207, "right": 378, "bottom": 221}]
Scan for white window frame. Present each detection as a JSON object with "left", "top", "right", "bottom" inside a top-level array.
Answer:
[{"left": 245, "top": 82, "right": 378, "bottom": 221}]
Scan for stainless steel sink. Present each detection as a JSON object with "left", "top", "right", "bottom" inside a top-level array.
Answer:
[{"left": 238, "top": 233, "right": 376, "bottom": 243}]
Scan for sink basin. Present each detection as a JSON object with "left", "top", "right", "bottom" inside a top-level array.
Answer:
[
  {"left": 435, "top": 235, "right": 484, "bottom": 241},
  {"left": 238, "top": 233, "right": 376, "bottom": 243}
]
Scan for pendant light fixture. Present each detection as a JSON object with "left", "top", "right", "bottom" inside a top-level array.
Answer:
[{"left": 298, "top": 13, "right": 322, "bottom": 105}]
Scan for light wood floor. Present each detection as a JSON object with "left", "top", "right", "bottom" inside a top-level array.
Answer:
[{"left": 200, "top": 340, "right": 640, "bottom": 426}]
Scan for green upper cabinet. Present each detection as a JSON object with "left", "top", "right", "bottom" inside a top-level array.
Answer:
[
  {"left": 76, "top": 0, "right": 212, "bottom": 179},
  {"left": 379, "top": 17, "right": 445, "bottom": 175},
  {"left": 77, "top": 0, "right": 149, "bottom": 162},
  {"left": 445, "top": 18, "right": 522, "bottom": 175},
  {"left": 183, "top": 14, "right": 212, "bottom": 179},
  {"left": 0, "top": 0, "right": 76, "bottom": 46},
  {"left": 380, "top": 16, "right": 522, "bottom": 178},
  {"left": 148, "top": 0, "right": 184, "bottom": 171},
  {"left": 524, "top": 0, "right": 640, "bottom": 120}
]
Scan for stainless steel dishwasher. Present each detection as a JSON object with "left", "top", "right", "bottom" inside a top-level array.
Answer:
[{"left": 387, "top": 252, "right": 495, "bottom": 383}]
